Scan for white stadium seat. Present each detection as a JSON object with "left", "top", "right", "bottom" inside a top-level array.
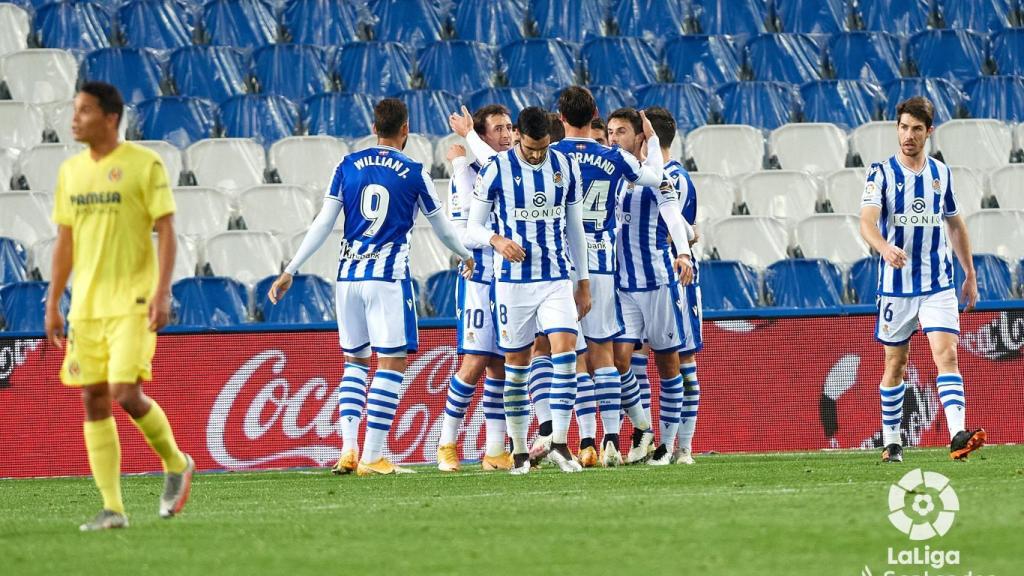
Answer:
[
  {"left": 185, "top": 138, "right": 265, "bottom": 195},
  {"left": 965, "top": 210, "right": 1024, "bottom": 261},
  {"left": 15, "top": 143, "right": 85, "bottom": 192},
  {"left": 433, "top": 133, "right": 472, "bottom": 177},
  {"left": 669, "top": 131, "right": 684, "bottom": 163},
  {"left": 433, "top": 178, "right": 451, "bottom": 216},
  {"left": 737, "top": 170, "right": 819, "bottom": 224},
  {"left": 408, "top": 222, "right": 453, "bottom": 281},
  {"left": 289, "top": 229, "right": 342, "bottom": 283},
  {"left": 29, "top": 236, "right": 56, "bottom": 280},
  {"left": 849, "top": 121, "right": 897, "bottom": 165},
  {"left": 710, "top": 216, "right": 789, "bottom": 269},
  {"left": 204, "top": 230, "right": 284, "bottom": 286},
  {"left": 823, "top": 168, "right": 867, "bottom": 214},
  {"left": 1, "top": 148, "right": 16, "bottom": 191},
  {"left": 1, "top": 49, "right": 78, "bottom": 104},
  {"left": 689, "top": 171, "right": 735, "bottom": 225},
  {"left": 352, "top": 133, "right": 434, "bottom": 171},
  {"left": 0, "top": 101, "right": 45, "bottom": 149},
  {"left": 989, "top": 164, "right": 1024, "bottom": 209},
  {"left": 795, "top": 214, "right": 869, "bottom": 266},
  {"left": 933, "top": 119, "right": 1012, "bottom": 171},
  {"left": 172, "top": 187, "right": 233, "bottom": 239},
  {"left": 152, "top": 233, "right": 198, "bottom": 281},
  {"left": 1014, "top": 122, "right": 1024, "bottom": 155},
  {"left": 269, "top": 136, "right": 349, "bottom": 193},
  {"left": 0, "top": 4, "right": 29, "bottom": 58},
  {"left": 42, "top": 100, "right": 132, "bottom": 144},
  {"left": 238, "top": 185, "right": 316, "bottom": 234},
  {"left": 947, "top": 165, "right": 985, "bottom": 218},
  {"left": 685, "top": 125, "right": 764, "bottom": 177},
  {"left": 0, "top": 191, "right": 55, "bottom": 249},
  {"left": 136, "top": 140, "right": 185, "bottom": 186},
  {"left": 770, "top": 123, "right": 848, "bottom": 174}
]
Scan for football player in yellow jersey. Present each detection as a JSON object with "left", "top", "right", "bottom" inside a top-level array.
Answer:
[{"left": 44, "top": 82, "right": 194, "bottom": 531}]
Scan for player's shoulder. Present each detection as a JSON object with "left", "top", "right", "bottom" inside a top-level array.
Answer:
[
  {"left": 119, "top": 141, "right": 164, "bottom": 166},
  {"left": 60, "top": 147, "right": 91, "bottom": 171},
  {"left": 928, "top": 155, "right": 950, "bottom": 173}
]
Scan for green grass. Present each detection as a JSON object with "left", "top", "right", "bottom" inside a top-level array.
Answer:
[{"left": 2, "top": 446, "right": 1022, "bottom": 576}]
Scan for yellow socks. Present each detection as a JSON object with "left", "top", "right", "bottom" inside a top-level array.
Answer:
[
  {"left": 131, "top": 401, "right": 187, "bottom": 474},
  {"left": 83, "top": 418, "right": 124, "bottom": 515}
]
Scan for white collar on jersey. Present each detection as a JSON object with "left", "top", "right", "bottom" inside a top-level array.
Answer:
[
  {"left": 513, "top": 145, "right": 549, "bottom": 172},
  {"left": 894, "top": 155, "right": 930, "bottom": 176}
]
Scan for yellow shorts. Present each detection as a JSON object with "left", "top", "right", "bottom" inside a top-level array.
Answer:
[{"left": 61, "top": 314, "right": 157, "bottom": 387}]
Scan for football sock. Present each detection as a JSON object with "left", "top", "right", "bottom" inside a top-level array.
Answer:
[
  {"left": 439, "top": 374, "right": 475, "bottom": 446},
  {"left": 482, "top": 377, "right": 507, "bottom": 457},
  {"left": 574, "top": 371, "right": 597, "bottom": 442},
  {"left": 620, "top": 368, "right": 650, "bottom": 431},
  {"left": 504, "top": 365, "right": 531, "bottom": 454},
  {"left": 594, "top": 367, "right": 622, "bottom": 443},
  {"left": 361, "top": 369, "right": 404, "bottom": 463},
  {"left": 528, "top": 355, "right": 553, "bottom": 431},
  {"left": 83, "top": 417, "right": 124, "bottom": 515},
  {"left": 131, "top": 400, "right": 187, "bottom": 474},
  {"left": 880, "top": 380, "right": 906, "bottom": 446},
  {"left": 338, "top": 362, "right": 369, "bottom": 453},
  {"left": 677, "top": 362, "right": 700, "bottom": 452},
  {"left": 936, "top": 373, "right": 966, "bottom": 440},
  {"left": 657, "top": 374, "right": 684, "bottom": 453},
  {"left": 549, "top": 352, "right": 577, "bottom": 444},
  {"left": 633, "top": 352, "right": 652, "bottom": 423}
]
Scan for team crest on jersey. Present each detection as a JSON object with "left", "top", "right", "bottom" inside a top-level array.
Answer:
[
  {"left": 932, "top": 178, "right": 941, "bottom": 193},
  {"left": 68, "top": 360, "right": 80, "bottom": 377},
  {"left": 552, "top": 171, "right": 563, "bottom": 186},
  {"left": 108, "top": 167, "right": 122, "bottom": 182}
]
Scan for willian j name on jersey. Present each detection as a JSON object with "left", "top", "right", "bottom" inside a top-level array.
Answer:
[{"left": 352, "top": 153, "right": 410, "bottom": 178}]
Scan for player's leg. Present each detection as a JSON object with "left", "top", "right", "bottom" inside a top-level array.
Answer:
[
  {"left": 673, "top": 283, "right": 704, "bottom": 465},
  {"left": 480, "top": 359, "right": 512, "bottom": 470},
  {"left": 644, "top": 284, "right": 689, "bottom": 465},
  {"left": 528, "top": 334, "right": 554, "bottom": 460},
  {"left": 332, "top": 281, "right": 372, "bottom": 474},
  {"left": 538, "top": 280, "right": 585, "bottom": 473},
  {"left": 649, "top": 349, "right": 683, "bottom": 465},
  {"left": 496, "top": 281, "right": 541, "bottom": 474},
  {"left": 576, "top": 274, "right": 619, "bottom": 465},
  {"left": 574, "top": 348, "right": 598, "bottom": 467},
  {"left": 633, "top": 349, "right": 652, "bottom": 424},
  {"left": 437, "top": 353, "right": 487, "bottom": 472},
  {"left": 876, "top": 295, "right": 918, "bottom": 463}
]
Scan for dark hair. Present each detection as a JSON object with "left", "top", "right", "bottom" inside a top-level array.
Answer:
[
  {"left": 473, "top": 104, "right": 511, "bottom": 136},
  {"left": 547, "top": 112, "right": 565, "bottom": 142},
  {"left": 590, "top": 117, "right": 606, "bottom": 131},
  {"left": 516, "top": 106, "right": 550, "bottom": 140},
  {"left": 608, "top": 107, "right": 642, "bottom": 135},
  {"left": 78, "top": 81, "right": 124, "bottom": 127},
  {"left": 895, "top": 96, "right": 935, "bottom": 130},
  {"left": 557, "top": 86, "right": 597, "bottom": 129},
  {"left": 644, "top": 106, "right": 676, "bottom": 147},
  {"left": 374, "top": 98, "right": 408, "bottom": 138}
]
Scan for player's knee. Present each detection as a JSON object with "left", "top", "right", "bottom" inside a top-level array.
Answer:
[
  {"left": 111, "top": 384, "right": 147, "bottom": 415},
  {"left": 613, "top": 355, "right": 631, "bottom": 375},
  {"left": 933, "top": 344, "right": 958, "bottom": 371},
  {"left": 884, "top": 355, "right": 908, "bottom": 380},
  {"left": 81, "top": 385, "right": 112, "bottom": 419}
]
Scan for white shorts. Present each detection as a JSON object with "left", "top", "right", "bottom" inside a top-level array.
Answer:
[
  {"left": 617, "top": 282, "right": 703, "bottom": 354},
  {"left": 495, "top": 279, "right": 578, "bottom": 352},
  {"left": 335, "top": 279, "right": 418, "bottom": 358},
  {"left": 580, "top": 273, "right": 624, "bottom": 342},
  {"left": 876, "top": 288, "right": 960, "bottom": 346},
  {"left": 456, "top": 277, "right": 501, "bottom": 358}
]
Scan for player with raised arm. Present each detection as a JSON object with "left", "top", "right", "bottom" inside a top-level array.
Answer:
[
  {"left": 268, "top": 99, "right": 474, "bottom": 476},
  {"left": 859, "top": 97, "right": 985, "bottom": 463}
]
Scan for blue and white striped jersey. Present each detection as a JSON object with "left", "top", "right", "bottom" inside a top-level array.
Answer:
[
  {"left": 326, "top": 145, "right": 441, "bottom": 281},
  {"left": 448, "top": 160, "right": 495, "bottom": 284},
  {"left": 473, "top": 147, "right": 584, "bottom": 283},
  {"left": 862, "top": 155, "right": 959, "bottom": 297},
  {"left": 551, "top": 137, "right": 644, "bottom": 275},
  {"left": 670, "top": 159, "right": 700, "bottom": 285}
]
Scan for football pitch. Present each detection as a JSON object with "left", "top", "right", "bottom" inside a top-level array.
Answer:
[{"left": 1, "top": 446, "right": 1021, "bottom": 576}]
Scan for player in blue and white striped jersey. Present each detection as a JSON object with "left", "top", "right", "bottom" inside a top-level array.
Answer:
[
  {"left": 268, "top": 99, "right": 474, "bottom": 477},
  {"left": 859, "top": 96, "right": 985, "bottom": 464}
]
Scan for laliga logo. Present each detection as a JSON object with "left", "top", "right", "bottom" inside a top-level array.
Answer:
[{"left": 888, "top": 468, "right": 958, "bottom": 540}]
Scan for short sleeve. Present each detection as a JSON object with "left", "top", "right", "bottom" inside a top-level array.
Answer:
[
  {"left": 326, "top": 162, "right": 344, "bottom": 201},
  {"left": 145, "top": 158, "right": 176, "bottom": 220},
  {"left": 861, "top": 163, "right": 885, "bottom": 208},
  {"left": 416, "top": 167, "right": 441, "bottom": 216},
  {"left": 52, "top": 164, "right": 72, "bottom": 227},
  {"left": 566, "top": 156, "right": 584, "bottom": 205},
  {"left": 614, "top": 147, "right": 642, "bottom": 182},
  {"left": 473, "top": 159, "right": 499, "bottom": 203},
  {"left": 942, "top": 166, "right": 959, "bottom": 217}
]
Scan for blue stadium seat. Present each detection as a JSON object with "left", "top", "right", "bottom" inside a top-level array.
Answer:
[
  {"left": 614, "top": 0, "right": 686, "bottom": 39},
  {"left": 117, "top": 0, "right": 193, "bottom": 50},
  {"left": 953, "top": 254, "right": 1014, "bottom": 301},
  {"left": 553, "top": 85, "right": 636, "bottom": 117},
  {"left": 132, "top": 96, "right": 216, "bottom": 149},
  {"left": 80, "top": 48, "right": 163, "bottom": 105},
  {"left": 635, "top": 83, "right": 716, "bottom": 132},
  {"left": 397, "top": 90, "right": 462, "bottom": 136},
  {"left": 698, "top": 260, "right": 759, "bottom": 311},
  {"left": 219, "top": 94, "right": 298, "bottom": 145},
  {"left": 964, "top": 75, "right": 1024, "bottom": 123},
  {"left": 35, "top": 0, "right": 111, "bottom": 50},
  {"left": 849, "top": 256, "right": 880, "bottom": 304},
  {"left": 938, "top": 0, "right": 1013, "bottom": 32},
  {"left": 254, "top": 274, "right": 334, "bottom": 324},
  {"left": 716, "top": 81, "right": 799, "bottom": 130},
  {"left": 417, "top": 41, "right": 496, "bottom": 94},
  {"left": 882, "top": 78, "right": 965, "bottom": 125},
  {"left": 499, "top": 38, "right": 577, "bottom": 90},
  {"left": 0, "top": 237, "right": 28, "bottom": 286},
  {"left": 281, "top": 0, "right": 360, "bottom": 45},
  {"left": 800, "top": 80, "right": 883, "bottom": 129},
  {"left": 453, "top": 0, "right": 526, "bottom": 45},
  {"left": 991, "top": 29, "right": 1024, "bottom": 75},
  {"left": 826, "top": 32, "right": 902, "bottom": 84},
  {"left": 908, "top": 30, "right": 987, "bottom": 86},
  {"left": 168, "top": 45, "right": 249, "bottom": 104},
  {"left": 467, "top": 87, "right": 546, "bottom": 119},
  {"left": 252, "top": 44, "right": 331, "bottom": 101},
  {"left": 333, "top": 41, "right": 412, "bottom": 96},
  {"left": 425, "top": 269, "right": 459, "bottom": 317},
  {"left": 370, "top": 0, "right": 444, "bottom": 48},
  {"left": 747, "top": 33, "right": 822, "bottom": 84},
  {"left": 0, "top": 282, "right": 69, "bottom": 333},
  {"left": 855, "top": 0, "right": 933, "bottom": 36},
  {"left": 662, "top": 35, "right": 740, "bottom": 87},
  {"left": 773, "top": 0, "right": 847, "bottom": 34},
  {"left": 303, "top": 92, "right": 374, "bottom": 138},
  {"left": 171, "top": 277, "right": 248, "bottom": 327},
  {"left": 765, "top": 259, "right": 844, "bottom": 308},
  {"left": 530, "top": 0, "right": 606, "bottom": 43},
  {"left": 688, "top": 0, "right": 768, "bottom": 35},
  {"left": 201, "top": 0, "right": 276, "bottom": 47},
  {"left": 582, "top": 37, "right": 658, "bottom": 88}
]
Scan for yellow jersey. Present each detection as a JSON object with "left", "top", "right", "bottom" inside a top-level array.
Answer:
[{"left": 52, "top": 142, "right": 176, "bottom": 321}]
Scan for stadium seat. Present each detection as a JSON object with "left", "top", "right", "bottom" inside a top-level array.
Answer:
[
  {"left": 765, "top": 259, "right": 844, "bottom": 308},
  {"left": 397, "top": 90, "right": 462, "bottom": 137},
  {"left": 0, "top": 192, "right": 54, "bottom": 254},
  {"left": 963, "top": 75, "right": 1024, "bottom": 123},
  {"left": 303, "top": 93, "right": 374, "bottom": 139},
  {"left": 689, "top": 0, "right": 768, "bottom": 34},
  {"left": 710, "top": 216, "right": 789, "bottom": 269},
  {"left": 200, "top": 0, "right": 277, "bottom": 47},
  {"left": 0, "top": 101, "right": 44, "bottom": 150},
  {"left": 747, "top": 33, "right": 822, "bottom": 84},
  {"left": 908, "top": 30, "right": 987, "bottom": 87},
  {"left": 882, "top": 78, "right": 965, "bottom": 125},
  {"left": 409, "top": 223, "right": 454, "bottom": 281},
  {"left": 849, "top": 256, "right": 880, "bottom": 303},
  {"left": 823, "top": 168, "right": 868, "bottom": 214},
  {"left": 530, "top": 0, "right": 606, "bottom": 42},
  {"left": 171, "top": 277, "right": 248, "bottom": 327},
  {"left": 991, "top": 29, "right": 1024, "bottom": 75},
  {"left": 219, "top": 94, "right": 299, "bottom": 146},
  {"left": 953, "top": 254, "right": 1014, "bottom": 301},
  {"left": 773, "top": 0, "right": 847, "bottom": 34},
  {"left": 614, "top": 0, "right": 686, "bottom": 39},
  {"left": 425, "top": 269, "right": 459, "bottom": 317},
  {"left": 737, "top": 171, "right": 819, "bottom": 224},
  {"left": 849, "top": 121, "right": 896, "bottom": 166},
  {"left": 238, "top": 185, "right": 316, "bottom": 234},
  {"left": 769, "top": 123, "right": 848, "bottom": 174},
  {"left": 269, "top": 136, "right": 348, "bottom": 194},
  {"left": 288, "top": 228, "right": 343, "bottom": 283},
  {"left": 417, "top": 41, "right": 495, "bottom": 95},
  {"left": 466, "top": 87, "right": 546, "bottom": 120},
  {"left": 136, "top": 140, "right": 185, "bottom": 186},
  {"left": 35, "top": 0, "right": 111, "bottom": 50},
  {"left": 697, "top": 260, "right": 759, "bottom": 310},
  {"left": 80, "top": 47, "right": 164, "bottom": 105},
  {"left": 351, "top": 132, "right": 434, "bottom": 169},
  {"left": 799, "top": 80, "right": 883, "bottom": 129},
  {"left": 0, "top": 237, "right": 28, "bottom": 285},
  {"left": 826, "top": 31, "right": 902, "bottom": 85},
  {"left": 28, "top": 236, "right": 55, "bottom": 281},
  {"left": 715, "top": 81, "right": 799, "bottom": 131},
  {"left": 0, "top": 49, "right": 78, "bottom": 104},
  {"left": 168, "top": 45, "right": 249, "bottom": 104},
  {"left": 582, "top": 37, "right": 658, "bottom": 88},
  {"left": 0, "top": 3, "right": 30, "bottom": 58},
  {"left": 500, "top": 38, "right": 577, "bottom": 90},
  {"left": 204, "top": 230, "right": 283, "bottom": 286},
  {"left": 938, "top": 0, "right": 1014, "bottom": 32},
  {"left": 453, "top": 0, "right": 526, "bottom": 45},
  {"left": 432, "top": 135, "right": 470, "bottom": 176},
  {"left": 185, "top": 138, "right": 266, "bottom": 194},
  {"left": 251, "top": 44, "right": 331, "bottom": 102},
  {"left": 370, "top": 0, "right": 444, "bottom": 48},
  {"left": 41, "top": 100, "right": 76, "bottom": 144},
  {"left": 795, "top": 214, "right": 869, "bottom": 266},
  {"left": 15, "top": 143, "right": 85, "bottom": 192},
  {"left": 117, "top": 0, "right": 193, "bottom": 50},
  {"left": 172, "top": 187, "right": 233, "bottom": 239},
  {"left": 689, "top": 172, "right": 735, "bottom": 224},
  {"left": 989, "top": 165, "right": 1024, "bottom": 209},
  {"left": 131, "top": 96, "right": 216, "bottom": 149},
  {"left": 686, "top": 125, "right": 764, "bottom": 177},
  {"left": 0, "top": 149, "right": 14, "bottom": 191},
  {"left": 0, "top": 281, "right": 68, "bottom": 332},
  {"left": 158, "top": 232, "right": 199, "bottom": 281},
  {"left": 855, "top": 0, "right": 933, "bottom": 36},
  {"left": 662, "top": 34, "right": 740, "bottom": 87},
  {"left": 947, "top": 165, "right": 986, "bottom": 218},
  {"left": 254, "top": 273, "right": 334, "bottom": 324},
  {"left": 966, "top": 209, "right": 1024, "bottom": 261},
  {"left": 333, "top": 41, "right": 413, "bottom": 96},
  {"left": 933, "top": 119, "right": 1012, "bottom": 171},
  {"left": 281, "top": 0, "right": 359, "bottom": 45},
  {"left": 634, "top": 83, "right": 716, "bottom": 133}
]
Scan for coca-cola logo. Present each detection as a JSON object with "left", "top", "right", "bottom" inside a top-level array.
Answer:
[{"left": 0, "top": 339, "right": 41, "bottom": 388}]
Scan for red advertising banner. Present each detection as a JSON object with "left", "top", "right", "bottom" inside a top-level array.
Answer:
[{"left": 1, "top": 311, "right": 1021, "bottom": 478}]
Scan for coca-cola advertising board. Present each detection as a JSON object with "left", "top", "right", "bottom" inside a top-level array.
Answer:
[{"left": 1, "top": 310, "right": 1022, "bottom": 478}]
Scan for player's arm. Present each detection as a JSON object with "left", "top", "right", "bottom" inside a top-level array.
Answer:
[
  {"left": 626, "top": 110, "right": 664, "bottom": 187},
  {"left": 45, "top": 225, "right": 72, "bottom": 348},
  {"left": 859, "top": 205, "right": 906, "bottom": 268},
  {"left": 447, "top": 145, "right": 488, "bottom": 249},
  {"left": 450, "top": 105, "right": 499, "bottom": 163},
  {"left": 269, "top": 196, "right": 342, "bottom": 303},
  {"left": 941, "top": 167, "right": 977, "bottom": 311},
  {"left": 467, "top": 162, "right": 525, "bottom": 262},
  {"left": 150, "top": 214, "right": 176, "bottom": 331},
  {"left": 655, "top": 184, "right": 695, "bottom": 286},
  {"left": 414, "top": 167, "right": 475, "bottom": 277},
  {"left": 565, "top": 160, "right": 591, "bottom": 320}
]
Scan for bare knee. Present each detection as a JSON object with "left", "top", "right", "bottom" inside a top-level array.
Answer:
[
  {"left": 111, "top": 383, "right": 150, "bottom": 419},
  {"left": 377, "top": 356, "right": 408, "bottom": 374},
  {"left": 883, "top": 352, "right": 909, "bottom": 383},
  {"left": 932, "top": 343, "right": 958, "bottom": 372},
  {"left": 81, "top": 384, "right": 113, "bottom": 421}
]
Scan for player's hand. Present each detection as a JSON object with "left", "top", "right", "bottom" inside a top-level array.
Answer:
[
  {"left": 675, "top": 255, "right": 694, "bottom": 286},
  {"left": 460, "top": 257, "right": 476, "bottom": 279},
  {"left": 575, "top": 279, "right": 592, "bottom": 321},
  {"left": 640, "top": 110, "right": 655, "bottom": 139},
  {"left": 448, "top": 105, "right": 474, "bottom": 138},
  {"left": 961, "top": 272, "right": 979, "bottom": 312},
  {"left": 268, "top": 272, "right": 293, "bottom": 304},
  {"left": 148, "top": 289, "right": 171, "bottom": 331},
  {"left": 880, "top": 244, "right": 908, "bottom": 269},
  {"left": 446, "top": 144, "right": 466, "bottom": 162},
  {"left": 44, "top": 303, "right": 64, "bottom": 349},
  {"left": 491, "top": 235, "right": 526, "bottom": 263}
]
